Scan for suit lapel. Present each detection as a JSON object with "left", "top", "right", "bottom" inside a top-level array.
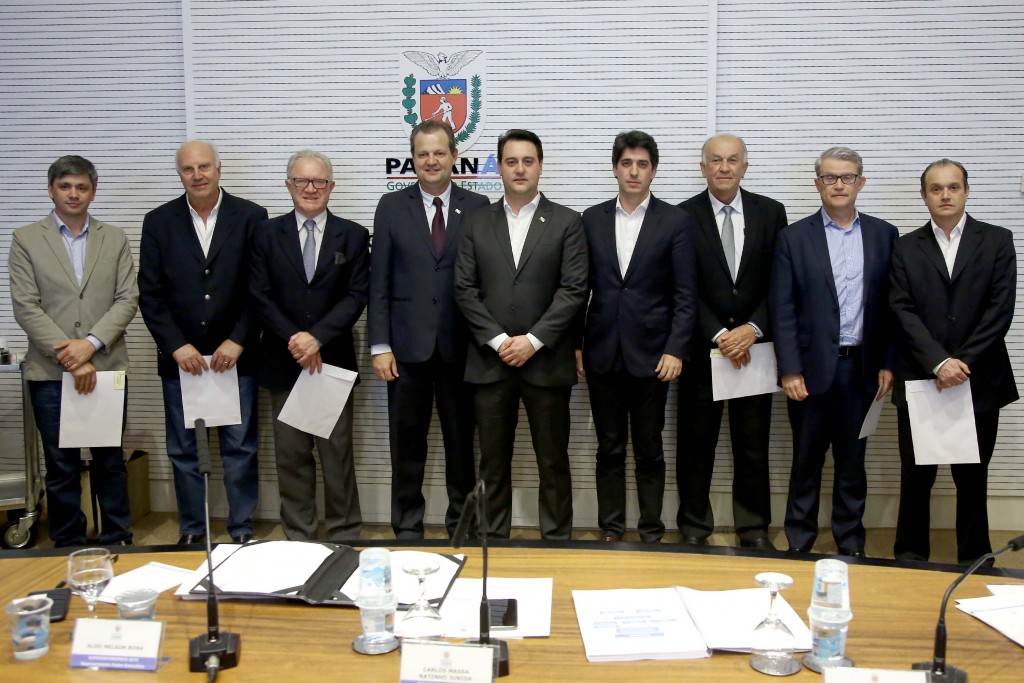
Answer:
[
  {"left": 490, "top": 203, "right": 517, "bottom": 273},
  {"left": 950, "top": 215, "right": 980, "bottom": 284},
  {"left": 515, "top": 199, "right": 552, "bottom": 274},
  {"left": 623, "top": 196, "right": 659, "bottom": 283},
  {"left": 597, "top": 200, "right": 621, "bottom": 280},
  {"left": 41, "top": 215, "right": 80, "bottom": 288},
  {"left": 172, "top": 196, "right": 208, "bottom": 266},
  {"left": 444, "top": 188, "right": 470, "bottom": 260},
  {"left": 695, "top": 191, "right": 732, "bottom": 278},
  {"left": 80, "top": 221, "right": 103, "bottom": 290},
  {"left": 735, "top": 190, "right": 757, "bottom": 282},
  {"left": 314, "top": 213, "right": 345, "bottom": 281},
  {"left": 404, "top": 185, "right": 435, "bottom": 257},
  {"left": 809, "top": 213, "right": 839, "bottom": 304},
  {"left": 277, "top": 211, "right": 307, "bottom": 281},
  {"left": 915, "top": 222, "right": 951, "bottom": 283},
  {"left": 205, "top": 192, "right": 238, "bottom": 265}
]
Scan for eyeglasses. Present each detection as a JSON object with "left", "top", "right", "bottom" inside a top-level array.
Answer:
[
  {"left": 289, "top": 177, "right": 330, "bottom": 189},
  {"left": 817, "top": 174, "right": 860, "bottom": 186}
]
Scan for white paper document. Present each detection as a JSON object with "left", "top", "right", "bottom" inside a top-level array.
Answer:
[
  {"left": 277, "top": 364, "right": 358, "bottom": 439},
  {"left": 58, "top": 371, "right": 126, "bottom": 448},
  {"left": 99, "top": 561, "right": 194, "bottom": 603},
  {"left": 676, "top": 586, "right": 812, "bottom": 652},
  {"left": 179, "top": 357, "right": 242, "bottom": 428},
  {"left": 905, "top": 379, "right": 980, "bottom": 465},
  {"left": 711, "top": 343, "right": 780, "bottom": 401},
  {"left": 986, "top": 584, "right": 1024, "bottom": 596},
  {"left": 858, "top": 388, "right": 887, "bottom": 439},
  {"left": 421, "top": 577, "right": 552, "bottom": 639},
  {"left": 955, "top": 592, "right": 1024, "bottom": 647},
  {"left": 572, "top": 587, "right": 710, "bottom": 662}
]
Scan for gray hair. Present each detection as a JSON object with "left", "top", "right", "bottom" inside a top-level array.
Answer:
[
  {"left": 176, "top": 140, "right": 221, "bottom": 169},
  {"left": 286, "top": 149, "right": 334, "bottom": 180},
  {"left": 815, "top": 146, "right": 863, "bottom": 176},
  {"left": 701, "top": 134, "right": 748, "bottom": 164},
  {"left": 48, "top": 155, "right": 97, "bottom": 187}
]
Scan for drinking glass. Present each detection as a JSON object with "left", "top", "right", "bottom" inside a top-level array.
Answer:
[
  {"left": 67, "top": 548, "right": 114, "bottom": 617},
  {"left": 749, "top": 571, "right": 801, "bottom": 676},
  {"left": 400, "top": 554, "right": 443, "bottom": 638}
]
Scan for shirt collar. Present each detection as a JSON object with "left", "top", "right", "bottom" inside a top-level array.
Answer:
[
  {"left": 420, "top": 182, "right": 452, "bottom": 207},
  {"left": 821, "top": 207, "right": 860, "bottom": 231},
  {"left": 53, "top": 210, "right": 90, "bottom": 237},
  {"left": 503, "top": 193, "right": 540, "bottom": 217},
  {"left": 295, "top": 210, "right": 327, "bottom": 231},
  {"left": 708, "top": 191, "right": 743, "bottom": 216},
  {"left": 931, "top": 212, "right": 967, "bottom": 240},
  {"left": 615, "top": 192, "right": 651, "bottom": 217},
  {"left": 187, "top": 188, "right": 223, "bottom": 220}
]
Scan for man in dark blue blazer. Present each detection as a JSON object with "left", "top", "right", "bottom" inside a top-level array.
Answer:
[
  {"left": 250, "top": 150, "right": 369, "bottom": 541},
  {"left": 368, "top": 121, "right": 489, "bottom": 539},
  {"left": 890, "top": 159, "right": 1017, "bottom": 564},
  {"left": 677, "top": 134, "right": 788, "bottom": 550},
  {"left": 576, "top": 130, "right": 696, "bottom": 543},
  {"left": 769, "top": 147, "right": 898, "bottom": 556},
  {"left": 139, "top": 140, "right": 267, "bottom": 546},
  {"left": 455, "top": 130, "right": 588, "bottom": 539}
]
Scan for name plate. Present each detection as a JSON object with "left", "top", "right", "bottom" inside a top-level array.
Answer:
[
  {"left": 823, "top": 669, "right": 927, "bottom": 682},
  {"left": 400, "top": 639, "right": 495, "bottom": 683},
  {"left": 70, "top": 618, "right": 164, "bottom": 671}
]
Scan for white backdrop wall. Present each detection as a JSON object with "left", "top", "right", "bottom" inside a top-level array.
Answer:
[{"left": 1, "top": 0, "right": 1021, "bottom": 534}]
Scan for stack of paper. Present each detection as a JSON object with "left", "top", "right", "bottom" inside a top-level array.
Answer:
[{"left": 956, "top": 584, "right": 1024, "bottom": 647}]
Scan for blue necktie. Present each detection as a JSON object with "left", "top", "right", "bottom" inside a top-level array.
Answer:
[{"left": 302, "top": 219, "right": 316, "bottom": 282}]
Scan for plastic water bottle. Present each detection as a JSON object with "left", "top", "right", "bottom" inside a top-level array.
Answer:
[
  {"left": 806, "top": 606, "right": 853, "bottom": 669},
  {"left": 811, "top": 558, "right": 850, "bottom": 610},
  {"left": 353, "top": 548, "right": 398, "bottom": 655}
]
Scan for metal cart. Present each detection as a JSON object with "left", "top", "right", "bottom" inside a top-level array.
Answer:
[{"left": 0, "top": 361, "right": 43, "bottom": 549}]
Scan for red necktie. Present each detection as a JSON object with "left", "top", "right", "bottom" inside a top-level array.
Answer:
[{"left": 431, "top": 196, "right": 445, "bottom": 257}]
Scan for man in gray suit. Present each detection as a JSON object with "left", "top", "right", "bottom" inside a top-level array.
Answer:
[
  {"left": 455, "top": 129, "right": 588, "bottom": 539},
  {"left": 8, "top": 155, "right": 139, "bottom": 547}
]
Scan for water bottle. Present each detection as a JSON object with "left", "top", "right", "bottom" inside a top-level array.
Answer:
[
  {"left": 811, "top": 558, "right": 850, "bottom": 610},
  {"left": 352, "top": 548, "right": 399, "bottom": 655},
  {"left": 805, "top": 606, "right": 853, "bottom": 670}
]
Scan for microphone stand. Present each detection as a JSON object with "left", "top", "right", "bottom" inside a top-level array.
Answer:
[
  {"left": 913, "top": 533, "right": 1024, "bottom": 683},
  {"left": 452, "top": 480, "right": 510, "bottom": 677},
  {"left": 188, "top": 419, "right": 241, "bottom": 680}
]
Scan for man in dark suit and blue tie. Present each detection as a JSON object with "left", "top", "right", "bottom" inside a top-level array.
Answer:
[
  {"left": 769, "top": 146, "right": 898, "bottom": 557},
  {"left": 455, "top": 129, "right": 588, "bottom": 539},
  {"left": 139, "top": 140, "right": 267, "bottom": 546},
  {"left": 576, "top": 130, "right": 696, "bottom": 543},
  {"left": 676, "top": 134, "right": 788, "bottom": 550},
  {"left": 369, "top": 121, "right": 489, "bottom": 539},
  {"left": 250, "top": 150, "right": 369, "bottom": 541},
  {"left": 890, "top": 159, "right": 1017, "bottom": 564}
]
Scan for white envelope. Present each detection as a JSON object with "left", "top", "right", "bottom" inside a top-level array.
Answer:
[
  {"left": 710, "top": 342, "right": 780, "bottom": 401},
  {"left": 905, "top": 379, "right": 980, "bottom": 465},
  {"left": 58, "top": 371, "right": 126, "bottom": 448},
  {"left": 179, "top": 356, "right": 242, "bottom": 428},
  {"left": 276, "top": 364, "right": 358, "bottom": 439}
]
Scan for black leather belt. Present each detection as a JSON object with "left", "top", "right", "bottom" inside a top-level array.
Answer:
[{"left": 838, "top": 346, "right": 862, "bottom": 357}]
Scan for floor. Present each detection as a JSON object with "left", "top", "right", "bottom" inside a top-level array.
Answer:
[{"left": 24, "top": 511, "right": 1024, "bottom": 569}]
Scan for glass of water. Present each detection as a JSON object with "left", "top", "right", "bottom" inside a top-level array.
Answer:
[{"left": 67, "top": 548, "right": 114, "bottom": 617}]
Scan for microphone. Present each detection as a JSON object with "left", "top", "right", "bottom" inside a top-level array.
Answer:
[
  {"left": 452, "top": 480, "right": 510, "bottom": 677},
  {"left": 189, "top": 419, "right": 241, "bottom": 680},
  {"left": 912, "top": 533, "right": 1024, "bottom": 682}
]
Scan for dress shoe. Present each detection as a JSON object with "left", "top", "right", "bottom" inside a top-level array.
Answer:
[
  {"left": 601, "top": 532, "right": 622, "bottom": 542},
  {"left": 177, "top": 534, "right": 205, "bottom": 546},
  {"left": 682, "top": 535, "right": 709, "bottom": 546},
  {"left": 842, "top": 550, "right": 867, "bottom": 559},
  {"left": 114, "top": 539, "right": 133, "bottom": 546},
  {"left": 739, "top": 535, "right": 775, "bottom": 550},
  {"left": 231, "top": 533, "right": 256, "bottom": 544}
]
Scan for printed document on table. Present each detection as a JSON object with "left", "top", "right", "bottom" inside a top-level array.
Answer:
[
  {"left": 427, "top": 577, "right": 552, "bottom": 639},
  {"left": 99, "top": 562, "right": 194, "bottom": 603},
  {"left": 58, "top": 371, "right": 126, "bottom": 448},
  {"left": 905, "top": 379, "right": 980, "bottom": 465},
  {"left": 179, "top": 357, "right": 242, "bottom": 428},
  {"left": 676, "top": 586, "right": 812, "bottom": 651},
  {"left": 277, "top": 364, "right": 358, "bottom": 439},
  {"left": 955, "top": 592, "right": 1024, "bottom": 647},
  {"left": 858, "top": 387, "right": 887, "bottom": 439},
  {"left": 711, "top": 343, "right": 780, "bottom": 401},
  {"left": 572, "top": 587, "right": 709, "bottom": 662}
]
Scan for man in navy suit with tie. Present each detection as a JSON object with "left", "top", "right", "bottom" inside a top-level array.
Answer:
[
  {"left": 139, "top": 140, "right": 266, "bottom": 546},
  {"left": 890, "top": 159, "right": 1017, "bottom": 564},
  {"left": 250, "top": 150, "right": 369, "bottom": 541},
  {"left": 676, "top": 134, "right": 788, "bottom": 550},
  {"left": 576, "top": 130, "right": 696, "bottom": 542},
  {"left": 369, "top": 121, "right": 489, "bottom": 539},
  {"left": 769, "top": 147, "right": 898, "bottom": 557}
]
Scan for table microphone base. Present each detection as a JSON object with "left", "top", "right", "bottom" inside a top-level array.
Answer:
[
  {"left": 189, "top": 632, "right": 240, "bottom": 672},
  {"left": 468, "top": 638, "right": 509, "bottom": 677},
  {"left": 912, "top": 662, "right": 967, "bottom": 683}
]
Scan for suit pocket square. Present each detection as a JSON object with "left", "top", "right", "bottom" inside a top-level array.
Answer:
[{"left": 333, "top": 252, "right": 347, "bottom": 265}]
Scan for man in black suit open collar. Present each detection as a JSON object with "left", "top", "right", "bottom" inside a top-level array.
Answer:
[
  {"left": 677, "top": 134, "right": 788, "bottom": 550},
  {"left": 368, "top": 121, "right": 489, "bottom": 539},
  {"left": 577, "top": 130, "right": 696, "bottom": 543},
  {"left": 890, "top": 159, "right": 1017, "bottom": 564},
  {"left": 455, "top": 129, "right": 588, "bottom": 539}
]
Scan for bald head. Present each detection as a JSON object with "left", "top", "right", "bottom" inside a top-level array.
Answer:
[{"left": 176, "top": 140, "right": 222, "bottom": 209}]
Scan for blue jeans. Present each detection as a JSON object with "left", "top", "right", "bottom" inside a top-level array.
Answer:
[
  {"left": 162, "top": 375, "right": 259, "bottom": 536},
  {"left": 28, "top": 380, "right": 132, "bottom": 546}
]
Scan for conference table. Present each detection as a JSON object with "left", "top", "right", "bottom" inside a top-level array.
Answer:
[{"left": 1, "top": 541, "right": 1021, "bottom": 681}]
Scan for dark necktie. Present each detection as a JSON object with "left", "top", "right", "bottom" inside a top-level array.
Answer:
[{"left": 431, "top": 196, "right": 445, "bottom": 257}]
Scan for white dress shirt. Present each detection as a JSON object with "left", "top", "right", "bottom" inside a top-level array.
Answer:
[
  {"left": 188, "top": 189, "right": 223, "bottom": 257},
  {"left": 295, "top": 210, "right": 327, "bottom": 269},
  {"left": 615, "top": 193, "right": 650, "bottom": 275}
]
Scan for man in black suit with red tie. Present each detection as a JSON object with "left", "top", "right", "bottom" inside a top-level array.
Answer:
[
  {"left": 577, "top": 130, "right": 696, "bottom": 543},
  {"left": 676, "top": 134, "right": 788, "bottom": 550},
  {"left": 369, "top": 121, "right": 489, "bottom": 539},
  {"left": 890, "top": 159, "right": 1017, "bottom": 564},
  {"left": 250, "top": 149, "right": 369, "bottom": 542}
]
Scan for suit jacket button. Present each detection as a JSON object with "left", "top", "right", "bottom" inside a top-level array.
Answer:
[
  {"left": 204, "top": 294, "right": 211, "bottom": 301},
  {"left": 204, "top": 269, "right": 210, "bottom": 275},
  {"left": 79, "top": 293, "right": 84, "bottom": 299},
  {"left": 949, "top": 314, "right": 956, "bottom": 321},
  {"left": 200, "top": 321, "right": 206, "bottom": 327},
  {"left": 432, "top": 298, "right": 438, "bottom": 304},
  {"left": 732, "top": 288, "right": 739, "bottom": 295},
  {"left": 75, "top": 322, "right": 81, "bottom": 327},
  {"left": 435, "top": 267, "right": 440, "bottom": 273},
  {"left": 728, "top": 317, "right": 734, "bottom": 323}
]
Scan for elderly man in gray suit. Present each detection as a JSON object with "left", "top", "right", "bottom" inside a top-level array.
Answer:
[{"left": 8, "top": 155, "right": 139, "bottom": 547}]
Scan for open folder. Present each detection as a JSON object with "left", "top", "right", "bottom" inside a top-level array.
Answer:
[{"left": 176, "top": 540, "right": 464, "bottom": 607}]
